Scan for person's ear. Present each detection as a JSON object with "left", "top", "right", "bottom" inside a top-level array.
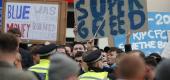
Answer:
[{"left": 95, "top": 61, "right": 100, "bottom": 68}]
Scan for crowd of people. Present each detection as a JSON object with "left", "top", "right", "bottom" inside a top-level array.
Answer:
[{"left": 0, "top": 28, "right": 170, "bottom": 80}]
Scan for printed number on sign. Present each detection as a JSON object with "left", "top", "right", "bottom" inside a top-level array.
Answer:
[{"left": 156, "top": 14, "right": 170, "bottom": 25}]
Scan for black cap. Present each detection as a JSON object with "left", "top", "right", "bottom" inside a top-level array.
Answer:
[
  {"left": 83, "top": 50, "right": 102, "bottom": 63},
  {"left": 37, "top": 44, "right": 57, "bottom": 56},
  {"left": 104, "top": 46, "right": 110, "bottom": 53}
]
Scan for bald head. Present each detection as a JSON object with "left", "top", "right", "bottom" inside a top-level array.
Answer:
[
  {"left": 118, "top": 54, "right": 145, "bottom": 79},
  {"left": 127, "top": 50, "right": 145, "bottom": 59}
]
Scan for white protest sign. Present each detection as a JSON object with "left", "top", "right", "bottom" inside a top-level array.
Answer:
[
  {"left": 4, "top": 2, "right": 59, "bottom": 41},
  {"left": 74, "top": 0, "right": 148, "bottom": 41}
]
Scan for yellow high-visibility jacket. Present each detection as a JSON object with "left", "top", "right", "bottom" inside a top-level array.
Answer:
[
  {"left": 79, "top": 71, "right": 109, "bottom": 80},
  {"left": 29, "top": 59, "right": 49, "bottom": 80}
]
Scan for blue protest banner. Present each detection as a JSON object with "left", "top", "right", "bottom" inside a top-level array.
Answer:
[
  {"left": 74, "top": 0, "right": 148, "bottom": 41},
  {"left": 114, "top": 12, "right": 170, "bottom": 55},
  {"left": 148, "top": 12, "right": 170, "bottom": 30}
]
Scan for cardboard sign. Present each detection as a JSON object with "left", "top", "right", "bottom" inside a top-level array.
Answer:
[
  {"left": 113, "top": 0, "right": 170, "bottom": 55},
  {"left": 114, "top": 12, "right": 170, "bottom": 55},
  {"left": 3, "top": 0, "right": 67, "bottom": 44},
  {"left": 74, "top": 0, "right": 148, "bottom": 41},
  {"left": 5, "top": 2, "right": 59, "bottom": 40}
]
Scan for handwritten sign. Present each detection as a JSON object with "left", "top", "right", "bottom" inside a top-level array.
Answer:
[
  {"left": 74, "top": 0, "right": 148, "bottom": 41},
  {"left": 113, "top": 0, "right": 170, "bottom": 55},
  {"left": 114, "top": 12, "right": 170, "bottom": 55},
  {"left": 4, "top": 2, "right": 59, "bottom": 41}
]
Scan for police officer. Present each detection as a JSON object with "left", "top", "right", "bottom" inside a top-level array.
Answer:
[
  {"left": 29, "top": 44, "right": 57, "bottom": 80},
  {"left": 79, "top": 50, "right": 110, "bottom": 80}
]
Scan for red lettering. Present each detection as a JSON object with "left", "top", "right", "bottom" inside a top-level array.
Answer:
[
  {"left": 6, "top": 23, "right": 30, "bottom": 38},
  {"left": 7, "top": 23, "right": 14, "bottom": 31}
]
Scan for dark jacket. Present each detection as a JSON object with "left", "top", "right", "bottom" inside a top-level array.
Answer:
[
  {"left": 0, "top": 61, "right": 37, "bottom": 80},
  {"left": 19, "top": 48, "right": 34, "bottom": 69}
]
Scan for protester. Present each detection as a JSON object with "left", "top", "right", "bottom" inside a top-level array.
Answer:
[
  {"left": 65, "top": 44, "right": 73, "bottom": 57},
  {"left": 74, "top": 51, "right": 88, "bottom": 75},
  {"left": 49, "top": 53, "right": 80, "bottom": 80},
  {"left": 109, "top": 53, "right": 125, "bottom": 80},
  {"left": 155, "top": 59, "right": 170, "bottom": 80},
  {"left": 29, "top": 44, "right": 57, "bottom": 80},
  {"left": 145, "top": 56, "right": 157, "bottom": 80},
  {"left": 101, "top": 50, "right": 108, "bottom": 67},
  {"left": 30, "top": 45, "right": 43, "bottom": 65},
  {"left": 117, "top": 54, "right": 146, "bottom": 80},
  {"left": 8, "top": 28, "right": 34, "bottom": 69},
  {"left": 0, "top": 33, "right": 37, "bottom": 80},
  {"left": 149, "top": 53, "right": 162, "bottom": 63},
  {"left": 8, "top": 28, "right": 22, "bottom": 42},
  {"left": 80, "top": 50, "right": 113, "bottom": 80},
  {"left": 56, "top": 45, "right": 67, "bottom": 54},
  {"left": 107, "top": 47, "right": 124, "bottom": 68},
  {"left": 85, "top": 39, "right": 96, "bottom": 51},
  {"left": 72, "top": 42, "right": 86, "bottom": 57},
  {"left": 104, "top": 46, "right": 111, "bottom": 53},
  {"left": 127, "top": 50, "right": 145, "bottom": 59},
  {"left": 102, "top": 49, "right": 118, "bottom": 80}
]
